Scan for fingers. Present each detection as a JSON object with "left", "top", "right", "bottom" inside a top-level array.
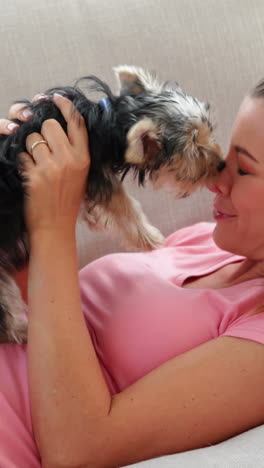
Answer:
[
  {"left": 25, "top": 132, "right": 51, "bottom": 165},
  {"left": 8, "top": 103, "right": 33, "bottom": 121},
  {"left": 53, "top": 94, "right": 88, "bottom": 148},
  {"left": 8, "top": 94, "right": 48, "bottom": 121},
  {"left": 32, "top": 94, "right": 48, "bottom": 103},
  {"left": 0, "top": 118, "right": 20, "bottom": 135},
  {"left": 53, "top": 93, "right": 78, "bottom": 123},
  {"left": 41, "top": 119, "right": 70, "bottom": 161},
  {"left": 1, "top": 94, "right": 48, "bottom": 137}
]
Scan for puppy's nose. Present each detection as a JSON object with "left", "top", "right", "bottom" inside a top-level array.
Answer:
[{"left": 217, "top": 160, "right": 226, "bottom": 172}]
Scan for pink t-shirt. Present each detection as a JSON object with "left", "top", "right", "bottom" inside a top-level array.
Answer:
[{"left": 1, "top": 222, "right": 264, "bottom": 467}]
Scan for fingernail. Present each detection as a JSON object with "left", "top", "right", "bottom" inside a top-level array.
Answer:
[
  {"left": 7, "top": 122, "right": 19, "bottom": 132},
  {"left": 37, "top": 94, "right": 48, "bottom": 102},
  {"left": 22, "top": 109, "right": 33, "bottom": 119},
  {"left": 53, "top": 93, "right": 63, "bottom": 100}
]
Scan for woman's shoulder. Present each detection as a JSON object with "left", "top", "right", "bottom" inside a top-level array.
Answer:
[{"left": 164, "top": 222, "right": 216, "bottom": 248}]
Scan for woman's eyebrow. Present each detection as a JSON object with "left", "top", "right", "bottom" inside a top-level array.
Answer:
[{"left": 234, "top": 145, "right": 259, "bottom": 163}]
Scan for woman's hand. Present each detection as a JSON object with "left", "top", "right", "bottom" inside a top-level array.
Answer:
[
  {"left": 0, "top": 93, "right": 46, "bottom": 135},
  {"left": 20, "top": 94, "right": 90, "bottom": 239}
]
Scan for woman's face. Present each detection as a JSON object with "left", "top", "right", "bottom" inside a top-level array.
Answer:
[{"left": 211, "top": 96, "right": 264, "bottom": 260}]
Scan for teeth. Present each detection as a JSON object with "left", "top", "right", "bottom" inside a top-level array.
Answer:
[
  {"left": 214, "top": 208, "right": 234, "bottom": 218},
  {"left": 214, "top": 209, "right": 222, "bottom": 215}
]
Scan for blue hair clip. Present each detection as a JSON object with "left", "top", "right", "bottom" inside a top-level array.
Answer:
[{"left": 99, "top": 97, "right": 111, "bottom": 111}]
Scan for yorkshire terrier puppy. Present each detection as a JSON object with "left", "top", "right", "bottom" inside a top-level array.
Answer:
[{"left": 0, "top": 65, "right": 223, "bottom": 343}]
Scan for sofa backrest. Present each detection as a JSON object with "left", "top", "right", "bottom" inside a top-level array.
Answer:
[{"left": 1, "top": 0, "right": 264, "bottom": 265}]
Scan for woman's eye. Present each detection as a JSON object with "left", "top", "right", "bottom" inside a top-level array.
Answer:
[{"left": 238, "top": 168, "right": 249, "bottom": 176}]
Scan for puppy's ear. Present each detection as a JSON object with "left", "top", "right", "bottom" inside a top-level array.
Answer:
[
  {"left": 113, "top": 65, "right": 162, "bottom": 95},
  {"left": 125, "top": 118, "right": 161, "bottom": 164}
]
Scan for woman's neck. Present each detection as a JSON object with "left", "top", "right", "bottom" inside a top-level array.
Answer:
[{"left": 227, "top": 258, "right": 264, "bottom": 286}]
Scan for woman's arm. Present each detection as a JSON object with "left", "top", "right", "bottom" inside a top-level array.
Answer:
[
  {"left": 28, "top": 228, "right": 112, "bottom": 467},
  {"left": 18, "top": 94, "right": 112, "bottom": 466}
]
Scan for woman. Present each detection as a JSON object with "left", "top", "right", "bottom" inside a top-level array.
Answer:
[{"left": 1, "top": 85, "right": 264, "bottom": 468}]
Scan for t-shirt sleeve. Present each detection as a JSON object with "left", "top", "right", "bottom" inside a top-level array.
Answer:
[
  {"left": 221, "top": 312, "right": 264, "bottom": 345},
  {"left": 0, "top": 394, "right": 40, "bottom": 468},
  {"left": 0, "top": 343, "right": 41, "bottom": 467},
  {"left": 164, "top": 222, "right": 215, "bottom": 248}
]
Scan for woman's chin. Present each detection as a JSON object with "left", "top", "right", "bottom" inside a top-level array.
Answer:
[{"left": 212, "top": 224, "right": 239, "bottom": 254}]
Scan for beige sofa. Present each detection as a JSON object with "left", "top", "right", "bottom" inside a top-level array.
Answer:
[{"left": 2, "top": 0, "right": 264, "bottom": 466}]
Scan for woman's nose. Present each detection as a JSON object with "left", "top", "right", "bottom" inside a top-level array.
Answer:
[
  {"left": 208, "top": 184, "right": 221, "bottom": 194},
  {"left": 207, "top": 160, "right": 231, "bottom": 195}
]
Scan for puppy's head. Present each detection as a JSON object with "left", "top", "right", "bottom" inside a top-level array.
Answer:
[{"left": 114, "top": 65, "right": 223, "bottom": 197}]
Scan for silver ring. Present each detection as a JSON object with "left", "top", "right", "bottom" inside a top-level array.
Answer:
[{"left": 30, "top": 139, "right": 48, "bottom": 155}]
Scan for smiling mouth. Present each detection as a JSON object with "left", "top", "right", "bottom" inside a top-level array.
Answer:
[{"left": 213, "top": 208, "right": 236, "bottom": 219}]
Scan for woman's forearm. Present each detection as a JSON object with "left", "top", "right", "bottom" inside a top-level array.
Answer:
[{"left": 27, "top": 228, "right": 112, "bottom": 467}]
